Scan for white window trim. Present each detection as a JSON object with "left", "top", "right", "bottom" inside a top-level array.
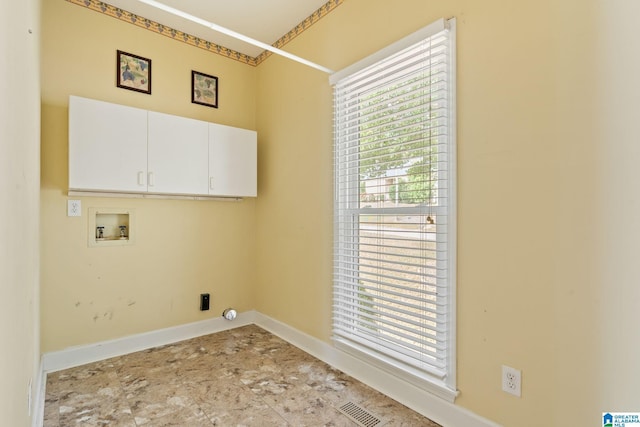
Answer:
[{"left": 330, "top": 17, "right": 457, "bottom": 402}]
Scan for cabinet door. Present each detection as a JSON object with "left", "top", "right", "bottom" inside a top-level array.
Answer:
[
  {"left": 208, "top": 123, "right": 257, "bottom": 197},
  {"left": 147, "top": 111, "right": 209, "bottom": 195},
  {"left": 69, "top": 96, "right": 148, "bottom": 192}
]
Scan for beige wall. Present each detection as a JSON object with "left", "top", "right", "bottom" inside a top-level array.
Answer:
[
  {"left": 552, "top": 0, "right": 640, "bottom": 418},
  {"left": 254, "top": 0, "right": 640, "bottom": 426},
  {"left": 0, "top": 0, "right": 41, "bottom": 425},
  {"left": 40, "top": 0, "right": 258, "bottom": 353}
]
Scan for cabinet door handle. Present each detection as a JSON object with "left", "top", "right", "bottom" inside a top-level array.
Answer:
[
  {"left": 138, "top": 171, "right": 145, "bottom": 186},
  {"left": 209, "top": 177, "right": 214, "bottom": 190},
  {"left": 148, "top": 172, "right": 155, "bottom": 187}
]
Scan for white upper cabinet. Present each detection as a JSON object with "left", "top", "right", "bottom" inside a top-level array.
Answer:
[
  {"left": 147, "top": 112, "right": 209, "bottom": 195},
  {"left": 68, "top": 96, "right": 257, "bottom": 198},
  {"left": 208, "top": 123, "right": 257, "bottom": 197},
  {"left": 69, "top": 96, "right": 148, "bottom": 193}
]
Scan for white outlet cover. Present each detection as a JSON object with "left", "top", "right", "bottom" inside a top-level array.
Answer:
[
  {"left": 502, "top": 365, "right": 522, "bottom": 397},
  {"left": 67, "top": 200, "right": 81, "bottom": 217}
]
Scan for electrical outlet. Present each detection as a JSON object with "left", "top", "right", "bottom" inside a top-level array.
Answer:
[
  {"left": 200, "top": 293, "right": 210, "bottom": 311},
  {"left": 67, "top": 199, "right": 81, "bottom": 217},
  {"left": 502, "top": 365, "right": 521, "bottom": 397}
]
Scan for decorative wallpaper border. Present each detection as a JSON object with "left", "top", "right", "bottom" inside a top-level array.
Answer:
[
  {"left": 66, "top": 0, "right": 343, "bottom": 67},
  {"left": 254, "top": 0, "right": 343, "bottom": 65}
]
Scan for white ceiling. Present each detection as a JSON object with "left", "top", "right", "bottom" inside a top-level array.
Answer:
[{"left": 101, "top": 0, "right": 331, "bottom": 58}]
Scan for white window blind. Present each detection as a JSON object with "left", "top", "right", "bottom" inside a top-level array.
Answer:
[{"left": 332, "top": 18, "right": 457, "bottom": 399}]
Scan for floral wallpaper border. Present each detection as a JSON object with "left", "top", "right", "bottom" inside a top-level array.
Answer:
[{"left": 66, "top": 0, "right": 343, "bottom": 67}]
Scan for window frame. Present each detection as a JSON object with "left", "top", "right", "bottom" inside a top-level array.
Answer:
[{"left": 331, "top": 18, "right": 457, "bottom": 401}]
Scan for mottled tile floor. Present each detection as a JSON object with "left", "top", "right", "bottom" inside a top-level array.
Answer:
[{"left": 44, "top": 325, "right": 441, "bottom": 426}]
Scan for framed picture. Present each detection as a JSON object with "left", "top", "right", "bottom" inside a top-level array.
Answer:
[
  {"left": 192, "top": 70, "right": 218, "bottom": 108},
  {"left": 117, "top": 50, "right": 151, "bottom": 94}
]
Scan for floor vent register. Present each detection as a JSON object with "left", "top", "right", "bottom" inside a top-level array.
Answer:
[{"left": 338, "top": 401, "right": 387, "bottom": 427}]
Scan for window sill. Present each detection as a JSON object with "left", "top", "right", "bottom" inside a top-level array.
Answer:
[{"left": 334, "top": 338, "right": 459, "bottom": 403}]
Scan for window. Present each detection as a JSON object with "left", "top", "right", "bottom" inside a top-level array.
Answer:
[{"left": 331, "top": 18, "right": 457, "bottom": 400}]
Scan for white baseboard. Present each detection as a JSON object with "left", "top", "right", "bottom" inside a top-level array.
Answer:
[
  {"left": 41, "top": 311, "right": 256, "bottom": 373},
  {"left": 31, "top": 358, "right": 46, "bottom": 427},
  {"left": 37, "top": 310, "right": 499, "bottom": 427}
]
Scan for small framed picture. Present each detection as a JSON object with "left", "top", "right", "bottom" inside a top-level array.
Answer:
[
  {"left": 191, "top": 70, "right": 218, "bottom": 108},
  {"left": 117, "top": 50, "right": 151, "bottom": 94}
]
